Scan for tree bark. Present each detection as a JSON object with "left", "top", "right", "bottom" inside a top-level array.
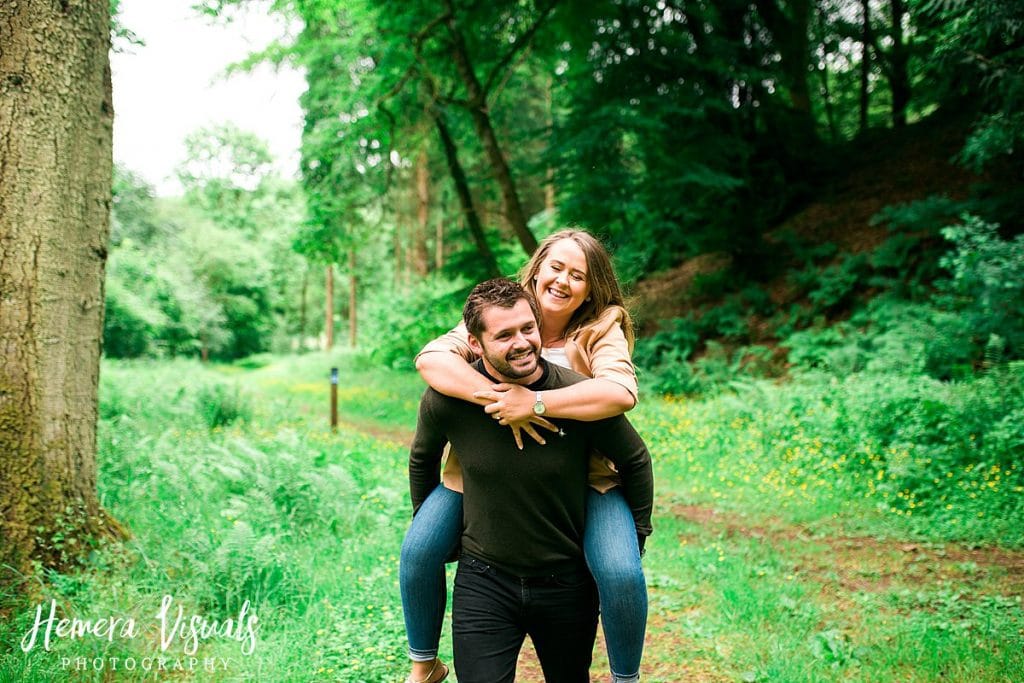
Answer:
[
  {"left": 413, "top": 149, "right": 430, "bottom": 276},
  {"left": 0, "top": 0, "right": 122, "bottom": 578},
  {"left": 889, "top": 0, "right": 910, "bottom": 128},
  {"left": 814, "top": 2, "right": 839, "bottom": 141},
  {"left": 394, "top": 223, "right": 404, "bottom": 287},
  {"left": 348, "top": 247, "right": 357, "bottom": 348},
  {"left": 442, "top": 0, "right": 538, "bottom": 255},
  {"left": 299, "top": 264, "right": 308, "bottom": 351},
  {"left": 432, "top": 106, "right": 500, "bottom": 277},
  {"left": 436, "top": 198, "right": 445, "bottom": 272},
  {"left": 859, "top": 0, "right": 872, "bottom": 135},
  {"left": 545, "top": 76, "right": 556, "bottom": 213},
  {"left": 756, "top": 0, "right": 814, "bottom": 120},
  {"left": 324, "top": 264, "right": 334, "bottom": 350}
]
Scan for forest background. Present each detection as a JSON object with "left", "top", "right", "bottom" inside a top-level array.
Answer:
[{"left": 2, "top": 0, "right": 1023, "bottom": 680}]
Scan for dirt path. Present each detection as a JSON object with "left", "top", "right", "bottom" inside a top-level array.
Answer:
[{"left": 673, "top": 504, "right": 1024, "bottom": 596}]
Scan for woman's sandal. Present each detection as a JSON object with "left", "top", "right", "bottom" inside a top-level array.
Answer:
[{"left": 405, "top": 659, "right": 449, "bottom": 683}]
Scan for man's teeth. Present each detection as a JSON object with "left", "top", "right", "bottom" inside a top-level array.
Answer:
[{"left": 508, "top": 350, "right": 532, "bottom": 361}]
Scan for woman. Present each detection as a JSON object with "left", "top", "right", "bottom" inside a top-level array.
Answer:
[{"left": 401, "top": 229, "right": 648, "bottom": 683}]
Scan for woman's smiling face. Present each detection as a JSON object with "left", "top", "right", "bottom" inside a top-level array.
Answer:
[{"left": 533, "top": 238, "right": 590, "bottom": 321}]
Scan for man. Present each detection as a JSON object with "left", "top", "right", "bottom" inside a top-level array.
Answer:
[{"left": 409, "top": 278, "right": 654, "bottom": 683}]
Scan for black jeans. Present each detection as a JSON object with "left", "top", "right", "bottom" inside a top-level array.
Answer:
[{"left": 452, "top": 554, "right": 599, "bottom": 683}]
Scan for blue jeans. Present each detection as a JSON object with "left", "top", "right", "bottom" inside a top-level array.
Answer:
[
  {"left": 400, "top": 485, "right": 463, "bottom": 662},
  {"left": 399, "top": 485, "right": 646, "bottom": 680},
  {"left": 584, "top": 488, "right": 647, "bottom": 683}
]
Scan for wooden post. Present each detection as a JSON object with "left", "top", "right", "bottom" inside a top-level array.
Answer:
[{"left": 330, "top": 367, "right": 338, "bottom": 431}]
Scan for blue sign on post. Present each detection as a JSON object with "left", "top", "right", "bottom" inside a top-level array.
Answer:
[{"left": 330, "top": 367, "right": 339, "bottom": 385}]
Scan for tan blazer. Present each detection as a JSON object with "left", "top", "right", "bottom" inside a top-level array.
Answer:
[{"left": 415, "top": 305, "right": 638, "bottom": 493}]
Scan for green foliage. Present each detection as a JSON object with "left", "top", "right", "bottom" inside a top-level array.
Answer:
[
  {"left": 871, "top": 195, "right": 966, "bottom": 234},
  {"left": 697, "top": 300, "right": 750, "bottom": 341},
  {"left": 196, "top": 382, "right": 252, "bottom": 429},
  {"left": 747, "top": 210, "right": 1023, "bottom": 381},
  {"left": 110, "top": 165, "right": 163, "bottom": 247},
  {"left": 175, "top": 123, "right": 277, "bottom": 233},
  {"left": 918, "top": 0, "right": 1024, "bottom": 172},
  {"left": 939, "top": 214, "right": 1024, "bottom": 358},
  {"left": 634, "top": 317, "right": 700, "bottom": 368},
  {"left": 103, "top": 244, "right": 227, "bottom": 359},
  {"left": 184, "top": 223, "right": 276, "bottom": 359},
  {"left": 364, "top": 278, "right": 468, "bottom": 371},
  {"left": 106, "top": 160, "right": 310, "bottom": 361},
  {"left": 783, "top": 322, "right": 863, "bottom": 374},
  {"left": 806, "top": 254, "right": 864, "bottom": 311},
  {"left": 690, "top": 268, "right": 737, "bottom": 300},
  {"left": 960, "top": 112, "right": 1024, "bottom": 172}
]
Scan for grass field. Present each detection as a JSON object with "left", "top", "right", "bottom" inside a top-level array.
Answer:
[{"left": 1, "top": 351, "right": 1022, "bottom": 682}]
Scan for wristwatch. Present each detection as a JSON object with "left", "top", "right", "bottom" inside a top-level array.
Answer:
[{"left": 532, "top": 391, "right": 547, "bottom": 416}]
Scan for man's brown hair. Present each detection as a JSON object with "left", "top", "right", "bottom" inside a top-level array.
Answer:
[{"left": 463, "top": 278, "right": 541, "bottom": 338}]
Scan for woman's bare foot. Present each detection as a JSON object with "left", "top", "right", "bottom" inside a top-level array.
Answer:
[{"left": 406, "top": 658, "right": 449, "bottom": 683}]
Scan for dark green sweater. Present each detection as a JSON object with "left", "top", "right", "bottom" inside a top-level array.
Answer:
[{"left": 409, "top": 360, "right": 654, "bottom": 577}]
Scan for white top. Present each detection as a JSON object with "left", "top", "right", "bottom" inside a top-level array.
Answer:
[{"left": 541, "top": 347, "right": 571, "bottom": 369}]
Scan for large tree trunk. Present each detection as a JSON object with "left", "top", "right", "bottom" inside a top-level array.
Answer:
[
  {"left": 442, "top": 0, "right": 538, "bottom": 255},
  {"left": 432, "top": 106, "right": 500, "bottom": 277},
  {"left": 889, "top": 0, "right": 910, "bottom": 128},
  {"left": 0, "top": 0, "right": 120, "bottom": 578}
]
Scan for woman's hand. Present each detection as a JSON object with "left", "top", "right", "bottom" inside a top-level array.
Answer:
[
  {"left": 475, "top": 383, "right": 535, "bottom": 422},
  {"left": 474, "top": 383, "right": 558, "bottom": 449}
]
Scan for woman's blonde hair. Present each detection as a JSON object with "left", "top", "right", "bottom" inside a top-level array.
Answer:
[{"left": 518, "top": 229, "right": 634, "bottom": 344}]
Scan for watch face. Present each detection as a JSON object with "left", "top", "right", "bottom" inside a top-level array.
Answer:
[{"left": 533, "top": 401, "right": 546, "bottom": 415}]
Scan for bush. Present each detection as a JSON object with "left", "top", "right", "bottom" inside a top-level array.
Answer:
[
  {"left": 363, "top": 277, "right": 469, "bottom": 370},
  {"left": 196, "top": 382, "right": 252, "bottom": 428},
  {"left": 698, "top": 299, "right": 749, "bottom": 340},
  {"left": 783, "top": 322, "right": 866, "bottom": 374},
  {"left": 938, "top": 214, "right": 1024, "bottom": 362},
  {"left": 104, "top": 276, "right": 166, "bottom": 358},
  {"left": 634, "top": 317, "right": 700, "bottom": 366},
  {"left": 807, "top": 254, "right": 868, "bottom": 311}
]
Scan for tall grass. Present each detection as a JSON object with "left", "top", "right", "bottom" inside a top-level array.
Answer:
[
  {"left": 634, "top": 364, "right": 1024, "bottom": 544},
  {"left": 1, "top": 354, "right": 422, "bottom": 681}
]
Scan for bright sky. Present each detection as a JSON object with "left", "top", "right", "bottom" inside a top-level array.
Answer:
[{"left": 111, "top": 0, "right": 306, "bottom": 196}]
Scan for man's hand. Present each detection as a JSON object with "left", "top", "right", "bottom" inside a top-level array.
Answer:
[{"left": 474, "top": 383, "right": 558, "bottom": 449}]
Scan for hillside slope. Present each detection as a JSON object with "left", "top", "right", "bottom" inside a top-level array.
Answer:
[{"left": 631, "top": 112, "right": 986, "bottom": 341}]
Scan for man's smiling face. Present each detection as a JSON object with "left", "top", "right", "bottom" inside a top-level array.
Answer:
[{"left": 468, "top": 298, "right": 543, "bottom": 382}]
